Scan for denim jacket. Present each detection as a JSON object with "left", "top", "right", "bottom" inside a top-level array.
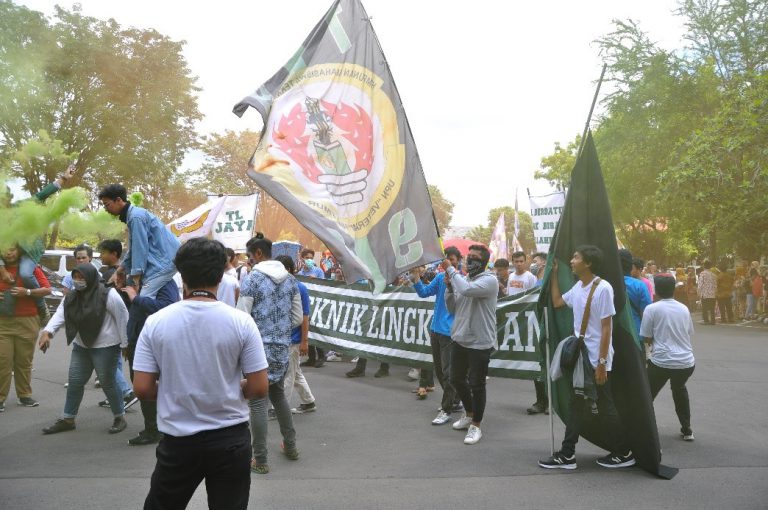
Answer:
[{"left": 122, "top": 205, "right": 180, "bottom": 279}]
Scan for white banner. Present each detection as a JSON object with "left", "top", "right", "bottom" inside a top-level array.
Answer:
[
  {"left": 168, "top": 196, "right": 227, "bottom": 242},
  {"left": 210, "top": 194, "right": 259, "bottom": 251},
  {"left": 529, "top": 191, "right": 565, "bottom": 253}
]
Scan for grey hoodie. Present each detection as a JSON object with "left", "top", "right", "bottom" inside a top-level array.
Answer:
[{"left": 444, "top": 267, "right": 499, "bottom": 350}]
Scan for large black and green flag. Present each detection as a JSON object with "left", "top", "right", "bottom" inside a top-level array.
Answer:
[
  {"left": 538, "top": 132, "right": 676, "bottom": 478},
  {"left": 233, "top": 0, "right": 442, "bottom": 292}
]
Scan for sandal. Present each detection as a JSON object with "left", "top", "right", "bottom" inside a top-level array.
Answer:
[
  {"left": 250, "top": 459, "right": 270, "bottom": 474},
  {"left": 416, "top": 387, "right": 428, "bottom": 400}
]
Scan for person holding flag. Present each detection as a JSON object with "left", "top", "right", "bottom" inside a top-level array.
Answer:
[{"left": 539, "top": 246, "right": 635, "bottom": 469}]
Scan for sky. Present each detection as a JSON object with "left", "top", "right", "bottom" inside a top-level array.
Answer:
[{"left": 18, "top": 0, "right": 686, "bottom": 227}]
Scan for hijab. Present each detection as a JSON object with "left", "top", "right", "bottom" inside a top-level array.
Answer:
[{"left": 63, "top": 263, "right": 110, "bottom": 347}]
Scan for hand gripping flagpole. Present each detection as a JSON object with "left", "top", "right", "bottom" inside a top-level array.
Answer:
[{"left": 544, "top": 306, "right": 555, "bottom": 455}]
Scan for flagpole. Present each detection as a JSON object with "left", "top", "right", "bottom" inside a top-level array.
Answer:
[
  {"left": 544, "top": 306, "right": 555, "bottom": 455},
  {"left": 577, "top": 63, "right": 607, "bottom": 157}
]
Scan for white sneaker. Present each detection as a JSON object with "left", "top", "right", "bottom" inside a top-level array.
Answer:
[
  {"left": 432, "top": 410, "right": 451, "bottom": 425},
  {"left": 407, "top": 368, "right": 420, "bottom": 381},
  {"left": 452, "top": 413, "right": 472, "bottom": 430},
  {"left": 326, "top": 353, "right": 343, "bottom": 362},
  {"left": 464, "top": 424, "right": 482, "bottom": 445}
]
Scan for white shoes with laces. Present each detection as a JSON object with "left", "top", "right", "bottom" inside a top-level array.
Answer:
[{"left": 464, "top": 424, "right": 482, "bottom": 445}]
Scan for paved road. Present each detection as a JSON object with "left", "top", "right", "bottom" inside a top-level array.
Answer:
[{"left": 1, "top": 317, "right": 766, "bottom": 509}]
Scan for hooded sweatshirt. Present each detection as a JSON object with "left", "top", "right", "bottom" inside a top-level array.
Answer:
[{"left": 237, "top": 260, "right": 302, "bottom": 383}]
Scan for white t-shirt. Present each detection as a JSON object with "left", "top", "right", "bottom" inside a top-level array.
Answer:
[
  {"left": 172, "top": 272, "right": 184, "bottom": 300},
  {"left": 562, "top": 277, "right": 616, "bottom": 370},
  {"left": 507, "top": 271, "right": 537, "bottom": 296},
  {"left": 217, "top": 273, "right": 240, "bottom": 307},
  {"left": 133, "top": 300, "right": 268, "bottom": 437},
  {"left": 640, "top": 299, "right": 695, "bottom": 369}
]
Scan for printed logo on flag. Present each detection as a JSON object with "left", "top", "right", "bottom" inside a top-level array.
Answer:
[
  {"left": 169, "top": 210, "right": 213, "bottom": 237},
  {"left": 251, "top": 63, "right": 403, "bottom": 238}
]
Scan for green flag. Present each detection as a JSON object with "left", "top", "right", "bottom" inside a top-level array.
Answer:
[{"left": 538, "top": 131, "right": 676, "bottom": 478}]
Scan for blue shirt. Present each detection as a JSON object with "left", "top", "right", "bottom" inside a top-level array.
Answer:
[
  {"left": 291, "top": 282, "right": 310, "bottom": 344},
  {"left": 298, "top": 266, "right": 325, "bottom": 279},
  {"left": 413, "top": 272, "right": 454, "bottom": 336},
  {"left": 122, "top": 204, "right": 180, "bottom": 280},
  {"left": 624, "top": 275, "right": 652, "bottom": 335}
]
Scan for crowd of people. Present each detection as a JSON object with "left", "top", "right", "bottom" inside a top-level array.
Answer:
[{"left": 0, "top": 172, "right": 766, "bottom": 508}]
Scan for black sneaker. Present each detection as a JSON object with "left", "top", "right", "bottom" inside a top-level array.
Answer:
[
  {"left": 539, "top": 451, "right": 577, "bottom": 470},
  {"left": 98, "top": 399, "right": 111, "bottom": 408},
  {"left": 596, "top": 451, "right": 636, "bottom": 468},
  {"left": 291, "top": 402, "right": 317, "bottom": 414},
  {"left": 373, "top": 368, "right": 390, "bottom": 378},
  {"left": 346, "top": 369, "right": 365, "bottom": 378},
  {"left": 0, "top": 401, "right": 5, "bottom": 412},
  {"left": 18, "top": 397, "right": 39, "bottom": 407},
  {"left": 124, "top": 393, "right": 139, "bottom": 410},
  {"left": 128, "top": 429, "right": 162, "bottom": 446}
]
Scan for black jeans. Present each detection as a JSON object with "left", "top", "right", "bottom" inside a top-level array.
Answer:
[
  {"left": 647, "top": 361, "right": 695, "bottom": 434},
  {"left": 144, "top": 422, "right": 251, "bottom": 510},
  {"left": 561, "top": 374, "right": 629, "bottom": 457},
  {"left": 716, "top": 298, "right": 734, "bottom": 323},
  {"left": 450, "top": 342, "right": 492, "bottom": 423},
  {"left": 430, "top": 332, "right": 458, "bottom": 412},
  {"left": 702, "top": 298, "right": 716, "bottom": 324},
  {"left": 128, "top": 343, "right": 158, "bottom": 432},
  {"left": 355, "top": 358, "right": 388, "bottom": 373}
]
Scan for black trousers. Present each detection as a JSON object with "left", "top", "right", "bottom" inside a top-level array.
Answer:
[
  {"left": 450, "top": 343, "right": 492, "bottom": 423},
  {"left": 561, "top": 374, "right": 629, "bottom": 457},
  {"left": 127, "top": 343, "right": 158, "bottom": 432},
  {"left": 430, "top": 332, "right": 458, "bottom": 411},
  {"left": 144, "top": 422, "right": 251, "bottom": 510},
  {"left": 702, "top": 298, "right": 716, "bottom": 324},
  {"left": 647, "top": 361, "right": 695, "bottom": 434},
  {"left": 716, "top": 297, "right": 734, "bottom": 323}
]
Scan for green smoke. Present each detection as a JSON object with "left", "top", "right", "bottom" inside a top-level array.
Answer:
[{"left": 59, "top": 209, "right": 125, "bottom": 239}]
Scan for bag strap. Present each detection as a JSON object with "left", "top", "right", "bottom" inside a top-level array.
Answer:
[{"left": 578, "top": 278, "right": 601, "bottom": 339}]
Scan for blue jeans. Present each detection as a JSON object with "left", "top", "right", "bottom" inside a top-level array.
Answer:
[
  {"left": 115, "top": 355, "right": 132, "bottom": 397},
  {"left": 135, "top": 267, "right": 177, "bottom": 300},
  {"left": 18, "top": 256, "right": 45, "bottom": 312},
  {"left": 64, "top": 344, "right": 124, "bottom": 418}
]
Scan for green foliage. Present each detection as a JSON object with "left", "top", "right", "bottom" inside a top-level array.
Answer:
[
  {"left": 427, "top": 184, "right": 454, "bottom": 235},
  {"left": 190, "top": 129, "right": 262, "bottom": 194},
  {"left": 0, "top": 1, "right": 200, "bottom": 201},
  {"left": 536, "top": 1, "right": 768, "bottom": 263}
]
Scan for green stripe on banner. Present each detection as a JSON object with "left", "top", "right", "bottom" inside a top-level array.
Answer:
[{"left": 301, "top": 276, "right": 545, "bottom": 380}]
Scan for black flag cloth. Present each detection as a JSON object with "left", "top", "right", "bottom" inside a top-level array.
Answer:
[{"left": 538, "top": 131, "right": 677, "bottom": 479}]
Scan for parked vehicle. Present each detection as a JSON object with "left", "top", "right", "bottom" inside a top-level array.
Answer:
[{"left": 38, "top": 249, "right": 102, "bottom": 315}]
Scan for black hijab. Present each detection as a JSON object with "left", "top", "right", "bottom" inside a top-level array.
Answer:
[{"left": 63, "top": 263, "right": 110, "bottom": 347}]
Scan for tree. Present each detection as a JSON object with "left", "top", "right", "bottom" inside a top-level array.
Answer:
[
  {"left": 193, "top": 129, "right": 327, "bottom": 250},
  {"left": 427, "top": 184, "right": 454, "bottom": 235},
  {"left": 0, "top": 2, "right": 201, "bottom": 205},
  {"left": 467, "top": 206, "right": 536, "bottom": 255}
]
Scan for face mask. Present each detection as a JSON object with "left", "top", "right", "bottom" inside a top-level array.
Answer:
[
  {"left": 466, "top": 258, "right": 485, "bottom": 277},
  {"left": 529, "top": 263, "right": 540, "bottom": 276},
  {"left": 72, "top": 280, "right": 87, "bottom": 291},
  {"left": 304, "top": 259, "right": 315, "bottom": 269}
]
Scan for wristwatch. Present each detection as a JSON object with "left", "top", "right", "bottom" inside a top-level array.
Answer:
[
  {"left": 26, "top": 289, "right": 31, "bottom": 297},
  {"left": 598, "top": 357, "right": 608, "bottom": 366}
]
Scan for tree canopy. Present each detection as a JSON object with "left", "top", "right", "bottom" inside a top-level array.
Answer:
[{"left": 536, "top": 0, "right": 768, "bottom": 264}]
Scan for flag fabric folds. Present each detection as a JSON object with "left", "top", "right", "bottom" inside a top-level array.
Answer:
[
  {"left": 168, "top": 196, "right": 227, "bottom": 243},
  {"left": 488, "top": 213, "right": 508, "bottom": 263},
  {"left": 538, "top": 132, "right": 676, "bottom": 479},
  {"left": 233, "top": 0, "right": 442, "bottom": 292}
]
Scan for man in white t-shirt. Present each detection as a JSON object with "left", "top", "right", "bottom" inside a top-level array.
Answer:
[
  {"left": 640, "top": 273, "right": 696, "bottom": 441},
  {"left": 133, "top": 238, "right": 268, "bottom": 509},
  {"left": 539, "top": 245, "right": 635, "bottom": 470},
  {"left": 507, "top": 251, "right": 537, "bottom": 297}
]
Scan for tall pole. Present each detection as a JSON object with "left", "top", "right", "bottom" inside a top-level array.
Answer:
[
  {"left": 544, "top": 306, "right": 555, "bottom": 455},
  {"left": 577, "top": 63, "right": 608, "bottom": 157}
]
